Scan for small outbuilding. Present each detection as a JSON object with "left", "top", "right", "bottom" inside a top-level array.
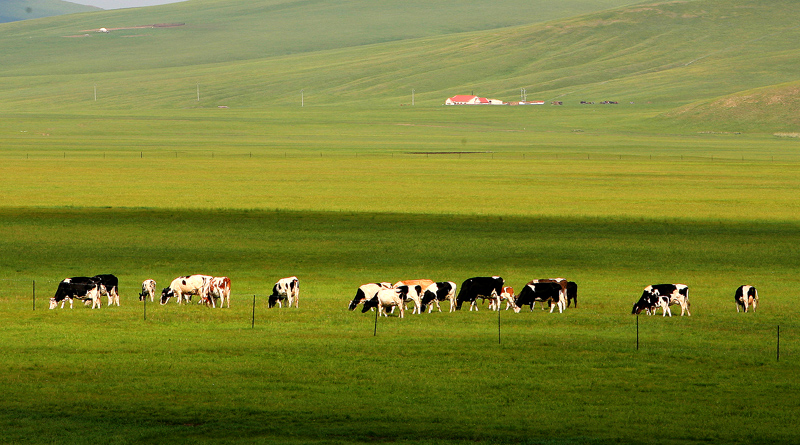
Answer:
[{"left": 445, "top": 95, "right": 505, "bottom": 105}]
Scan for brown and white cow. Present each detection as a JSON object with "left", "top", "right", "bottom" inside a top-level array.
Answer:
[
  {"left": 393, "top": 279, "right": 434, "bottom": 291},
  {"left": 207, "top": 276, "right": 231, "bottom": 308},
  {"left": 160, "top": 275, "right": 211, "bottom": 305}
]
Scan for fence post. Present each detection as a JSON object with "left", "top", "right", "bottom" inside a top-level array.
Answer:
[
  {"left": 374, "top": 304, "right": 379, "bottom": 336},
  {"left": 777, "top": 325, "right": 780, "bottom": 362},
  {"left": 33, "top": 280, "right": 36, "bottom": 311},
  {"left": 252, "top": 295, "right": 256, "bottom": 328}
]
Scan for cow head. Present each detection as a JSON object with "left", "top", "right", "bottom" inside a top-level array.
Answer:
[
  {"left": 362, "top": 297, "right": 379, "bottom": 313},
  {"left": 349, "top": 289, "right": 366, "bottom": 311},
  {"left": 420, "top": 289, "right": 437, "bottom": 313},
  {"left": 160, "top": 288, "right": 174, "bottom": 305},
  {"left": 49, "top": 297, "right": 58, "bottom": 310},
  {"left": 631, "top": 298, "right": 649, "bottom": 315}
]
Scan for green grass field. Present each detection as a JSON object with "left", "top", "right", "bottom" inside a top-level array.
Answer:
[
  {"left": 2, "top": 0, "right": 800, "bottom": 443},
  {"left": 1, "top": 208, "right": 798, "bottom": 444}
]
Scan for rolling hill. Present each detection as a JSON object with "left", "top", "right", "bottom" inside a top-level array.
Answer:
[
  {"left": 0, "top": 0, "right": 799, "bottom": 130},
  {"left": 0, "top": 0, "right": 99, "bottom": 23}
]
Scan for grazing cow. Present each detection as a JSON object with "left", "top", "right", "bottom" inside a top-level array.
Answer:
[
  {"left": 269, "top": 276, "right": 299, "bottom": 308},
  {"left": 420, "top": 281, "right": 457, "bottom": 313},
  {"left": 160, "top": 275, "right": 211, "bottom": 305},
  {"left": 363, "top": 286, "right": 409, "bottom": 318},
  {"left": 632, "top": 284, "right": 690, "bottom": 317},
  {"left": 93, "top": 274, "right": 119, "bottom": 307},
  {"left": 348, "top": 282, "right": 392, "bottom": 311},
  {"left": 488, "top": 286, "right": 516, "bottom": 311},
  {"left": 207, "top": 276, "right": 231, "bottom": 308},
  {"left": 50, "top": 277, "right": 101, "bottom": 309},
  {"left": 735, "top": 285, "right": 758, "bottom": 313},
  {"left": 347, "top": 281, "right": 392, "bottom": 311},
  {"left": 631, "top": 291, "right": 669, "bottom": 316},
  {"left": 393, "top": 279, "right": 435, "bottom": 291},
  {"left": 515, "top": 281, "right": 565, "bottom": 313},
  {"left": 139, "top": 279, "right": 156, "bottom": 302},
  {"left": 566, "top": 281, "right": 578, "bottom": 308},
  {"left": 401, "top": 284, "right": 424, "bottom": 314},
  {"left": 455, "top": 276, "right": 504, "bottom": 311}
]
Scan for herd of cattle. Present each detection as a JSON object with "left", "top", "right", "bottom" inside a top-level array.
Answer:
[
  {"left": 49, "top": 274, "right": 298, "bottom": 310},
  {"left": 347, "top": 277, "right": 759, "bottom": 317},
  {"left": 49, "top": 274, "right": 760, "bottom": 315}
]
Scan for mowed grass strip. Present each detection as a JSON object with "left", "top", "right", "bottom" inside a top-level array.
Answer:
[
  {"left": 2, "top": 156, "right": 799, "bottom": 220},
  {"left": 0, "top": 208, "right": 798, "bottom": 443}
]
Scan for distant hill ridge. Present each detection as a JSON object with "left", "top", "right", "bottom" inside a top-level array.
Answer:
[{"left": 0, "top": 0, "right": 799, "bottom": 130}]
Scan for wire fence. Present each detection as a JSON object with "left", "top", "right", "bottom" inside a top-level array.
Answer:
[
  {"left": 2, "top": 150, "right": 799, "bottom": 163},
  {"left": 0, "top": 277, "right": 793, "bottom": 362}
]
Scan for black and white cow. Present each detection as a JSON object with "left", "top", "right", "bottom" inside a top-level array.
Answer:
[
  {"left": 268, "top": 276, "right": 299, "bottom": 308},
  {"left": 362, "top": 286, "right": 409, "bottom": 318},
  {"left": 455, "top": 276, "right": 504, "bottom": 311},
  {"left": 420, "top": 281, "right": 457, "bottom": 313},
  {"left": 161, "top": 275, "right": 211, "bottom": 305},
  {"left": 93, "top": 274, "right": 119, "bottom": 307},
  {"left": 348, "top": 282, "right": 392, "bottom": 311},
  {"left": 632, "top": 284, "right": 690, "bottom": 317},
  {"left": 50, "top": 277, "right": 101, "bottom": 309},
  {"left": 401, "top": 284, "right": 424, "bottom": 314},
  {"left": 139, "top": 279, "right": 156, "bottom": 302},
  {"left": 566, "top": 281, "right": 578, "bottom": 308},
  {"left": 514, "top": 281, "right": 565, "bottom": 313},
  {"left": 735, "top": 285, "right": 758, "bottom": 313}
]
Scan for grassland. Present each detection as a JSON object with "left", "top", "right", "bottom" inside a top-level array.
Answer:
[
  {"left": 2, "top": 0, "right": 800, "bottom": 443},
  {"left": 1, "top": 208, "right": 799, "bottom": 444}
]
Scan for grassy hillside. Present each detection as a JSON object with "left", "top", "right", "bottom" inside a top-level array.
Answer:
[
  {"left": 667, "top": 81, "right": 800, "bottom": 132},
  {"left": 0, "top": 0, "right": 797, "bottom": 120},
  {"left": 0, "top": 0, "right": 643, "bottom": 75},
  {"left": 0, "top": 0, "right": 98, "bottom": 23}
]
